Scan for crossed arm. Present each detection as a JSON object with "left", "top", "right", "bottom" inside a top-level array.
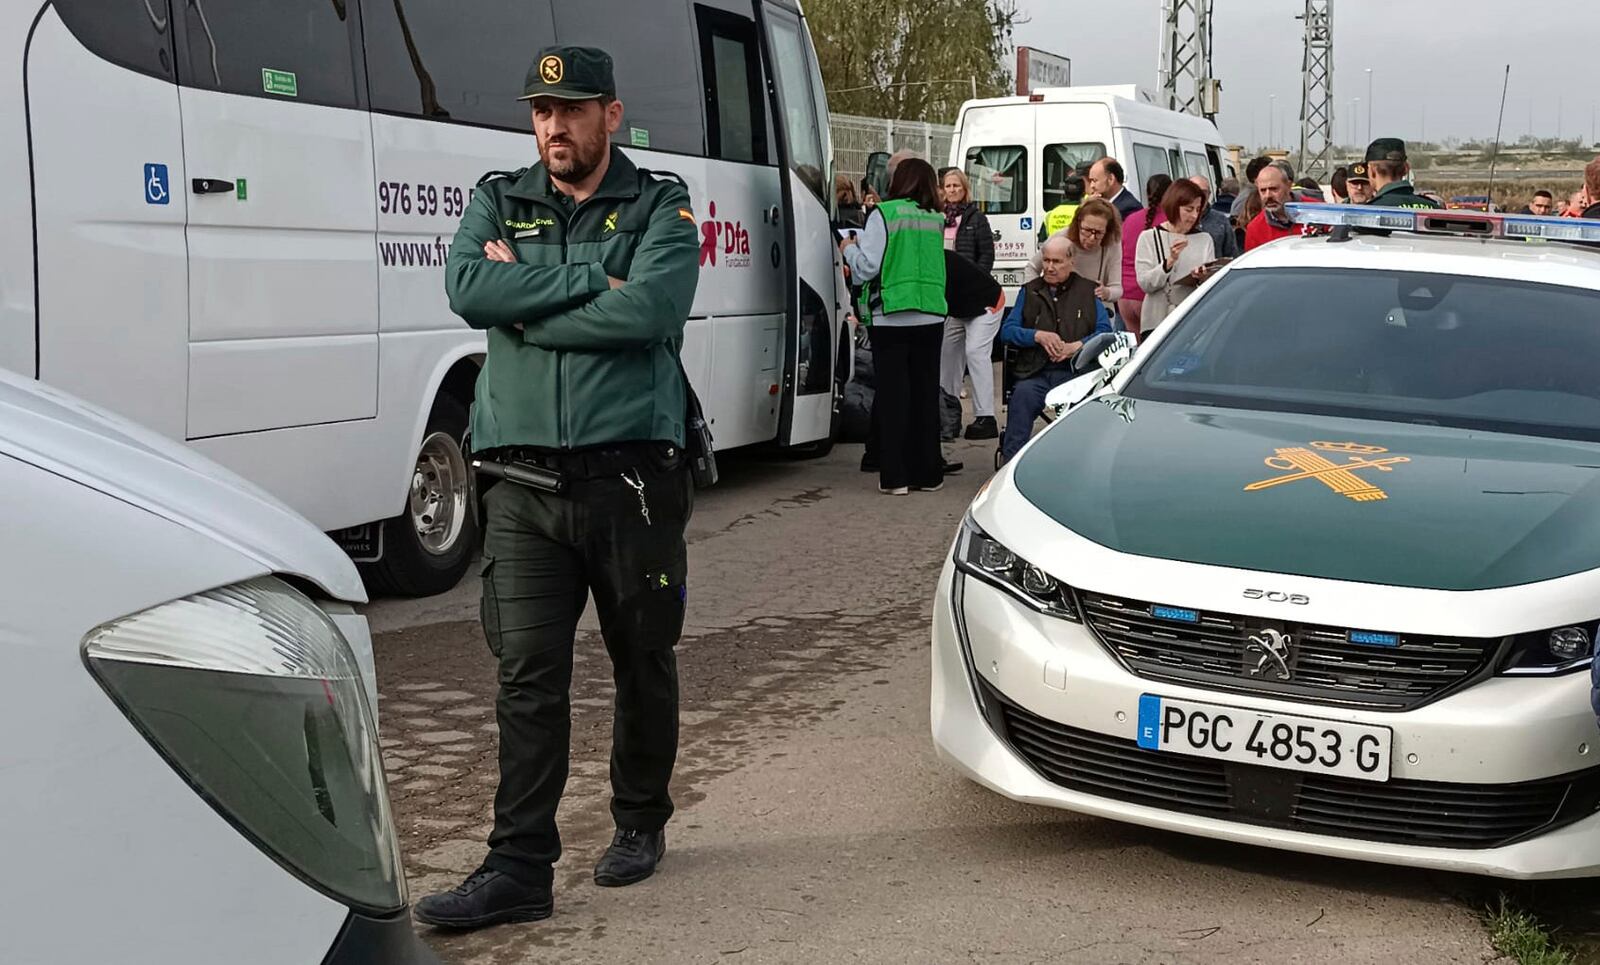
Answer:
[{"left": 444, "top": 184, "right": 700, "bottom": 350}]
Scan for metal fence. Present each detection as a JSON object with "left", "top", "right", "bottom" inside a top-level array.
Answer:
[{"left": 830, "top": 113, "right": 957, "bottom": 187}]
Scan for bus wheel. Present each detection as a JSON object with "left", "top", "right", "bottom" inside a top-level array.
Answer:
[{"left": 363, "top": 396, "right": 478, "bottom": 597}]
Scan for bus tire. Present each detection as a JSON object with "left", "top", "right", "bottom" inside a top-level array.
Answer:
[{"left": 362, "top": 395, "right": 479, "bottom": 597}]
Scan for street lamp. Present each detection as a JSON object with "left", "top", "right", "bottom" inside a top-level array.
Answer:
[
  {"left": 1363, "top": 68, "right": 1376, "bottom": 144},
  {"left": 1269, "top": 94, "right": 1277, "bottom": 149}
]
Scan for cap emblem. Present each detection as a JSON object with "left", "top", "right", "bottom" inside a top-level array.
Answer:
[{"left": 539, "top": 55, "right": 564, "bottom": 85}]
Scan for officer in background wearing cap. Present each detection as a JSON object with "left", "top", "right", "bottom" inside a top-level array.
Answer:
[
  {"left": 414, "top": 45, "right": 700, "bottom": 931},
  {"left": 1345, "top": 161, "right": 1376, "bottom": 204},
  {"left": 1363, "top": 138, "right": 1441, "bottom": 209}
]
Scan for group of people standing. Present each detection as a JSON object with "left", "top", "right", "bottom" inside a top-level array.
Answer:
[
  {"left": 836, "top": 134, "right": 1581, "bottom": 485},
  {"left": 837, "top": 150, "right": 1250, "bottom": 483},
  {"left": 837, "top": 152, "right": 1006, "bottom": 494}
]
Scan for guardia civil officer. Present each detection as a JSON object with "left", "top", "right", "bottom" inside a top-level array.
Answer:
[{"left": 413, "top": 45, "right": 700, "bottom": 931}]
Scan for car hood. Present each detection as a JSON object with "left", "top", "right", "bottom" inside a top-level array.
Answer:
[
  {"left": 0, "top": 371, "right": 364, "bottom": 602},
  {"left": 1012, "top": 396, "right": 1600, "bottom": 590}
]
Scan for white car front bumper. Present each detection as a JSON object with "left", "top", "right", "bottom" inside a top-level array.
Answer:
[{"left": 931, "top": 558, "right": 1600, "bottom": 879}]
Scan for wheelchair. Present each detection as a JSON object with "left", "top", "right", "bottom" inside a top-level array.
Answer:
[{"left": 993, "top": 310, "right": 1128, "bottom": 470}]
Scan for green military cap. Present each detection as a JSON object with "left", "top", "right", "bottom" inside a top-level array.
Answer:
[
  {"left": 518, "top": 45, "right": 616, "bottom": 101},
  {"left": 1346, "top": 161, "right": 1371, "bottom": 182},
  {"left": 1364, "top": 138, "right": 1408, "bottom": 163}
]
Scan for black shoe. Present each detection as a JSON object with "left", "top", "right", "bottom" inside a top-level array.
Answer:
[
  {"left": 860, "top": 455, "right": 879, "bottom": 472},
  {"left": 594, "top": 828, "right": 666, "bottom": 887},
  {"left": 413, "top": 866, "right": 552, "bottom": 930},
  {"left": 942, "top": 460, "right": 964, "bottom": 475},
  {"left": 964, "top": 417, "right": 999, "bottom": 440}
]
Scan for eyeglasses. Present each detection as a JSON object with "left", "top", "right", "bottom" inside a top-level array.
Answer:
[{"left": 1079, "top": 227, "right": 1105, "bottom": 238}]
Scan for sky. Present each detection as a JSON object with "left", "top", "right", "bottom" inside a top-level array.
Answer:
[{"left": 1014, "top": 0, "right": 1599, "bottom": 150}]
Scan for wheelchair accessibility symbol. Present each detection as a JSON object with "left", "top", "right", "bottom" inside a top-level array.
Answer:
[{"left": 144, "top": 163, "right": 170, "bottom": 205}]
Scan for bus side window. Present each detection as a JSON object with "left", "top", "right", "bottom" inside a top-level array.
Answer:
[
  {"left": 1205, "top": 145, "right": 1227, "bottom": 185},
  {"left": 361, "top": 0, "right": 555, "bottom": 128},
  {"left": 552, "top": 0, "right": 704, "bottom": 156},
  {"left": 1131, "top": 142, "right": 1171, "bottom": 192},
  {"left": 964, "top": 146, "right": 1027, "bottom": 215},
  {"left": 53, "top": 0, "right": 176, "bottom": 81},
  {"left": 175, "top": 0, "right": 359, "bottom": 108},
  {"left": 695, "top": 7, "right": 768, "bottom": 164},
  {"left": 1041, "top": 142, "right": 1107, "bottom": 212}
]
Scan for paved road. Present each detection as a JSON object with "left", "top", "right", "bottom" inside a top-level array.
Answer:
[{"left": 366, "top": 437, "right": 1504, "bottom": 965}]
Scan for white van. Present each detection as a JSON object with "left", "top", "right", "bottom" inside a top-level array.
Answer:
[
  {"left": 4, "top": 0, "right": 844, "bottom": 597},
  {"left": 949, "top": 85, "right": 1234, "bottom": 299}
]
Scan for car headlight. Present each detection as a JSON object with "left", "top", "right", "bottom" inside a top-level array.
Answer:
[
  {"left": 955, "top": 518, "right": 1079, "bottom": 621},
  {"left": 1499, "top": 622, "right": 1596, "bottom": 675},
  {"left": 83, "top": 577, "right": 404, "bottom": 915}
]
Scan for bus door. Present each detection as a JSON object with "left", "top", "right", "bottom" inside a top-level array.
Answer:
[
  {"left": 173, "top": 0, "right": 379, "bottom": 440},
  {"left": 26, "top": 0, "right": 190, "bottom": 439},
  {"left": 756, "top": 1, "right": 838, "bottom": 448}
]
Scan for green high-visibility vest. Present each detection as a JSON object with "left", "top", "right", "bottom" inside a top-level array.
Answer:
[
  {"left": 1041, "top": 203, "right": 1079, "bottom": 241},
  {"left": 866, "top": 199, "right": 948, "bottom": 324}
]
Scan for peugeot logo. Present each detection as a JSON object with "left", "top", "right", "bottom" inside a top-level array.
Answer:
[{"left": 1245, "top": 629, "right": 1294, "bottom": 680}]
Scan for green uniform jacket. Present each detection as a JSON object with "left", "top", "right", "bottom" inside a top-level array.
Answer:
[
  {"left": 1371, "top": 180, "right": 1442, "bottom": 210},
  {"left": 446, "top": 146, "right": 700, "bottom": 451}
]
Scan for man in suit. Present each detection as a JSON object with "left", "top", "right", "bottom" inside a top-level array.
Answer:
[{"left": 1088, "top": 157, "right": 1142, "bottom": 222}]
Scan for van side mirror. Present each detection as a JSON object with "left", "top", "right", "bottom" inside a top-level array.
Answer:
[
  {"left": 864, "top": 152, "right": 890, "bottom": 201},
  {"left": 1071, "top": 331, "right": 1137, "bottom": 376},
  {"left": 1096, "top": 331, "right": 1138, "bottom": 375},
  {"left": 1043, "top": 370, "right": 1107, "bottom": 419}
]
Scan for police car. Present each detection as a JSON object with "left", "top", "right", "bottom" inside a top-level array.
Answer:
[
  {"left": 0, "top": 369, "right": 437, "bottom": 963},
  {"left": 933, "top": 205, "right": 1600, "bottom": 878}
]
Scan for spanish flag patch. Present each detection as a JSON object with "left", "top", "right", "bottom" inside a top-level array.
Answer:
[{"left": 678, "top": 208, "right": 696, "bottom": 224}]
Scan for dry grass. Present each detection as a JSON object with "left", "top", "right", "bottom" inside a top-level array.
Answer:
[{"left": 1411, "top": 178, "right": 1583, "bottom": 212}]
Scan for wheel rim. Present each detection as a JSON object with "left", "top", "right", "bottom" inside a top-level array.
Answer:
[{"left": 409, "top": 431, "right": 469, "bottom": 556}]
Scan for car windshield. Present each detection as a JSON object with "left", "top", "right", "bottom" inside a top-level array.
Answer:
[{"left": 1124, "top": 266, "right": 1600, "bottom": 442}]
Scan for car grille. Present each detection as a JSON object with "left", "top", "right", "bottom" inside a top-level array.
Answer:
[
  {"left": 1077, "top": 592, "right": 1502, "bottom": 710},
  {"left": 983, "top": 680, "right": 1600, "bottom": 850}
]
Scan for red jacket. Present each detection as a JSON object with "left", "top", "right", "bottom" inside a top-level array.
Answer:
[{"left": 1244, "top": 211, "right": 1303, "bottom": 251}]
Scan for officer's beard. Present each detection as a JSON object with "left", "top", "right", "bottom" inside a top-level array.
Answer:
[{"left": 541, "top": 127, "right": 609, "bottom": 185}]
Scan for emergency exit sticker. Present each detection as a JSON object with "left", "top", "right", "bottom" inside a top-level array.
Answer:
[
  {"left": 630, "top": 127, "right": 651, "bottom": 148},
  {"left": 261, "top": 68, "right": 298, "bottom": 97}
]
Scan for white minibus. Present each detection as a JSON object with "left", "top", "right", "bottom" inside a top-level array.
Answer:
[
  {"left": 4, "top": 0, "right": 846, "bottom": 595},
  {"left": 950, "top": 85, "right": 1233, "bottom": 300}
]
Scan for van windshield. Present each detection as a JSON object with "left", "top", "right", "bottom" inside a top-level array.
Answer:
[
  {"left": 1043, "top": 143, "right": 1106, "bottom": 212},
  {"left": 965, "top": 146, "right": 1027, "bottom": 215}
]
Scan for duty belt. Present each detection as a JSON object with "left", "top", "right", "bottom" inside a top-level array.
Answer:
[{"left": 480, "top": 441, "right": 679, "bottom": 480}]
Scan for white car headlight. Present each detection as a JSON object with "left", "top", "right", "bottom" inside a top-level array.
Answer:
[
  {"left": 955, "top": 518, "right": 1079, "bottom": 622},
  {"left": 83, "top": 577, "right": 404, "bottom": 914}
]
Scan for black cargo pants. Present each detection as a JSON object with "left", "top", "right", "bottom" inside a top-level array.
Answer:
[{"left": 478, "top": 441, "right": 692, "bottom": 886}]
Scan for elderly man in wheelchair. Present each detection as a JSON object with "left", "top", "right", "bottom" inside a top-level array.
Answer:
[{"left": 997, "top": 235, "right": 1124, "bottom": 465}]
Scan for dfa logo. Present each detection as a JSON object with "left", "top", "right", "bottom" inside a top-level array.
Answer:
[{"left": 697, "top": 201, "right": 751, "bottom": 268}]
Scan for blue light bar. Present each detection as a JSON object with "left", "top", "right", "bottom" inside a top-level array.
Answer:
[
  {"left": 1286, "top": 203, "right": 1600, "bottom": 244},
  {"left": 1286, "top": 203, "right": 1417, "bottom": 231},
  {"left": 1502, "top": 216, "right": 1600, "bottom": 243},
  {"left": 1150, "top": 605, "right": 1200, "bottom": 624},
  {"left": 1348, "top": 630, "right": 1399, "bottom": 648}
]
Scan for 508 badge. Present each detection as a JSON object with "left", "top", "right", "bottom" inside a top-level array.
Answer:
[{"left": 1243, "top": 588, "right": 1310, "bottom": 604}]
